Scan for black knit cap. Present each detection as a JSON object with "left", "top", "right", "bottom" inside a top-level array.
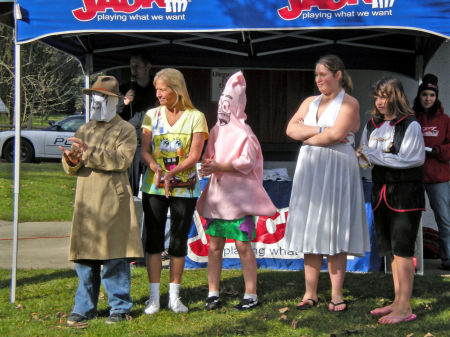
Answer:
[{"left": 418, "top": 73, "right": 439, "bottom": 97}]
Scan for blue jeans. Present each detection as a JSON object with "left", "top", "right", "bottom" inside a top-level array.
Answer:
[
  {"left": 72, "top": 258, "right": 132, "bottom": 318},
  {"left": 425, "top": 182, "right": 450, "bottom": 267}
]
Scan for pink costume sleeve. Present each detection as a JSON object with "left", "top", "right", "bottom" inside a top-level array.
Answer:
[
  {"left": 202, "top": 127, "right": 217, "bottom": 160},
  {"left": 231, "top": 138, "right": 257, "bottom": 175}
]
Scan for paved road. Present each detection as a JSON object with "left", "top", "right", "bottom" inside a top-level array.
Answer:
[
  {"left": 0, "top": 199, "right": 145, "bottom": 270},
  {"left": 0, "top": 220, "right": 73, "bottom": 269}
]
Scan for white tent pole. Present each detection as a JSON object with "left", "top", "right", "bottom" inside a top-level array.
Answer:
[
  {"left": 11, "top": 1, "right": 22, "bottom": 304},
  {"left": 84, "top": 53, "right": 92, "bottom": 121}
]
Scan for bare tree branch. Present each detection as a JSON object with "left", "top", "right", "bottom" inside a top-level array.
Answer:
[{"left": 0, "top": 25, "right": 84, "bottom": 128}]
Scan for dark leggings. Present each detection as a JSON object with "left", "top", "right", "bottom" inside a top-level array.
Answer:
[{"left": 142, "top": 193, "right": 197, "bottom": 257}]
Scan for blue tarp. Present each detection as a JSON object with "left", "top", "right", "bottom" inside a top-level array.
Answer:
[{"left": 16, "top": 0, "right": 450, "bottom": 43}]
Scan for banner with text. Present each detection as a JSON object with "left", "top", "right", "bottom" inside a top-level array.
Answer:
[
  {"left": 16, "top": 0, "right": 449, "bottom": 43},
  {"left": 185, "top": 206, "right": 378, "bottom": 272}
]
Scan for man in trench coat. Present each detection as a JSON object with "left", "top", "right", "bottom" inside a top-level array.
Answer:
[{"left": 60, "top": 75, "right": 144, "bottom": 326}]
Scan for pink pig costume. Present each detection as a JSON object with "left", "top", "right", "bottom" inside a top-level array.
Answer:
[{"left": 196, "top": 71, "right": 276, "bottom": 235}]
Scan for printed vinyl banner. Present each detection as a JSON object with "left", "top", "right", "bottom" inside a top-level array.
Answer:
[
  {"left": 185, "top": 206, "right": 378, "bottom": 272},
  {"left": 16, "top": 0, "right": 450, "bottom": 43},
  {"left": 185, "top": 180, "right": 381, "bottom": 272}
]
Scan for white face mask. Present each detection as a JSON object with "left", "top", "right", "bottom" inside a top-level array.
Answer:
[{"left": 90, "top": 93, "right": 118, "bottom": 122}]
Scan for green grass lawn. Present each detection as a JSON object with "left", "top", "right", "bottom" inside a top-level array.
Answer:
[
  {"left": 0, "top": 268, "right": 448, "bottom": 337},
  {"left": 1, "top": 163, "right": 449, "bottom": 336},
  {"left": 0, "top": 162, "right": 76, "bottom": 221},
  {"left": 0, "top": 114, "right": 69, "bottom": 130}
]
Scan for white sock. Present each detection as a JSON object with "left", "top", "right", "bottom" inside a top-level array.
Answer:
[
  {"left": 208, "top": 291, "right": 219, "bottom": 298},
  {"left": 149, "top": 283, "right": 160, "bottom": 301},
  {"left": 169, "top": 283, "right": 180, "bottom": 300},
  {"left": 243, "top": 293, "right": 257, "bottom": 301}
]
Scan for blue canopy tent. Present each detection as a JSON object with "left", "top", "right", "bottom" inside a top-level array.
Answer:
[
  {"left": 5, "top": 0, "right": 450, "bottom": 302},
  {"left": 9, "top": 0, "right": 450, "bottom": 76}
]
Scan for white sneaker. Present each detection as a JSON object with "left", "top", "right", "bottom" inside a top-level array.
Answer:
[
  {"left": 168, "top": 297, "right": 188, "bottom": 313},
  {"left": 144, "top": 298, "right": 160, "bottom": 315}
]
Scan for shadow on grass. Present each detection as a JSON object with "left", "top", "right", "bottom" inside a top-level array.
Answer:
[
  {"left": 5, "top": 267, "right": 445, "bottom": 336},
  {"left": 152, "top": 269, "right": 450, "bottom": 337},
  {"left": 0, "top": 269, "right": 76, "bottom": 290}
]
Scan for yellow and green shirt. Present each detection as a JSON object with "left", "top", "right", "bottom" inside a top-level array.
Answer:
[{"left": 141, "top": 106, "right": 208, "bottom": 198}]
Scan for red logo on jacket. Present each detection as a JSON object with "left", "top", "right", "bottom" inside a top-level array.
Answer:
[{"left": 422, "top": 126, "right": 439, "bottom": 137}]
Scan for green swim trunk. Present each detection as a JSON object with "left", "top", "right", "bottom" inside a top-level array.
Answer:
[{"left": 205, "top": 217, "right": 256, "bottom": 241}]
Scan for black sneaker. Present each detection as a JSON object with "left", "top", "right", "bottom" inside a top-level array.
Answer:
[
  {"left": 67, "top": 313, "right": 89, "bottom": 327},
  {"left": 106, "top": 313, "right": 129, "bottom": 324},
  {"left": 162, "top": 249, "right": 170, "bottom": 261},
  {"left": 205, "top": 296, "right": 221, "bottom": 310},
  {"left": 234, "top": 298, "right": 259, "bottom": 311}
]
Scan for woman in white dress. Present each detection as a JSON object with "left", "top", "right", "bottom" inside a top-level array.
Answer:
[{"left": 285, "top": 55, "right": 369, "bottom": 312}]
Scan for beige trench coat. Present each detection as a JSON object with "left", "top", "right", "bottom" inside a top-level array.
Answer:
[{"left": 62, "top": 115, "right": 144, "bottom": 261}]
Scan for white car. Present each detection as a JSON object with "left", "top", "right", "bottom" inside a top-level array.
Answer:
[{"left": 0, "top": 115, "right": 85, "bottom": 162}]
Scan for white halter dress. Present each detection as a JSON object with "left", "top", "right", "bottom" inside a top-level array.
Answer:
[{"left": 285, "top": 89, "right": 370, "bottom": 256}]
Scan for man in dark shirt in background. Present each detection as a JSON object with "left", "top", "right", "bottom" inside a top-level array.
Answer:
[{"left": 117, "top": 53, "right": 155, "bottom": 196}]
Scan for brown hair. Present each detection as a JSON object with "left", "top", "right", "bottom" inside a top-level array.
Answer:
[
  {"left": 413, "top": 73, "right": 442, "bottom": 117},
  {"left": 371, "top": 77, "right": 414, "bottom": 118},
  {"left": 316, "top": 54, "right": 353, "bottom": 94},
  {"left": 153, "top": 68, "right": 195, "bottom": 110}
]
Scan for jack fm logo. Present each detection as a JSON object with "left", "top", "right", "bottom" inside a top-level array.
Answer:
[
  {"left": 73, "top": 0, "right": 190, "bottom": 21},
  {"left": 278, "top": 0, "right": 395, "bottom": 20}
]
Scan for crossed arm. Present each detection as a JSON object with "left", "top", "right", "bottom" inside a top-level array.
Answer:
[{"left": 286, "top": 94, "right": 360, "bottom": 146}]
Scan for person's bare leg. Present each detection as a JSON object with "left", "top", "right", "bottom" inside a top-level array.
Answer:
[
  {"left": 298, "top": 254, "right": 322, "bottom": 307},
  {"left": 378, "top": 255, "right": 414, "bottom": 324},
  {"left": 235, "top": 240, "right": 257, "bottom": 294},
  {"left": 208, "top": 236, "right": 226, "bottom": 292},
  {"left": 146, "top": 253, "right": 162, "bottom": 283},
  {"left": 327, "top": 253, "right": 347, "bottom": 311},
  {"left": 169, "top": 256, "right": 186, "bottom": 284},
  {"left": 371, "top": 255, "right": 398, "bottom": 316}
]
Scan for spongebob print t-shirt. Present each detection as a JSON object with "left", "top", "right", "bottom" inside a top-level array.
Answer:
[{"left": 141, "top": 106, "right": 208, "bottom": 198}]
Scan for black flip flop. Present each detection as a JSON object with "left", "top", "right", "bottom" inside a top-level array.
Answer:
[
  {"left": 329, "top": 300, "right": 347, "bottom": 312},
  {"left": 296, "top": 298, "right": 318, "bottom": 310}
]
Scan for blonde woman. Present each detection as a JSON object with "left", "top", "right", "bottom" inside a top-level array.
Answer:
[{"left": 141, "top": 68, "right": 208, "bottom": 314}]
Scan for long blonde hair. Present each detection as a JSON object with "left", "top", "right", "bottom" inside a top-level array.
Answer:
[
  {"left": 316, "top": 54, "right": 353, "bottom": 94},
  {"left": 371, "top": 77, "right": 414, "bottom": 118},
  {"left": 153, "top": 68, "right": 195, "bottom": 110}
]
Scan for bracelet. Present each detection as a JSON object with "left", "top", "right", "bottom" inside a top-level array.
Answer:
[{"left": 319, "top": 127, "right": 322, "bottom": 133}]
